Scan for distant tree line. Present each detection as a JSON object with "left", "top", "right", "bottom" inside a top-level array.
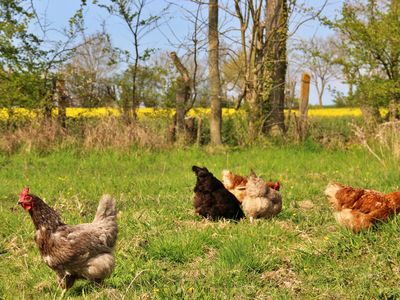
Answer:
[{"left": 0, "top": 0, "right": 398, "bottom": 144}]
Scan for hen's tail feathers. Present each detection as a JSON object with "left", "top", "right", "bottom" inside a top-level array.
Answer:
[
  {"left": 93, "top": 194, "right": 117, "bottom": 223},
  {"left": 324, "top": 182, "right": 343, "bottom": 198},
  {"left": 386, "top": 191, "right": 400, "bottom": 212},
  {"left": 221, "top": 169, "right": 231, "bottom": 177},
  {"left": 221, "top": 170, "right": 232, "bottom": 187}
]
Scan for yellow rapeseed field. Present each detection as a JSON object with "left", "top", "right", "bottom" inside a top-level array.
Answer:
[{"left": 0, "top": 107, "right": 386, "bottom": 120}]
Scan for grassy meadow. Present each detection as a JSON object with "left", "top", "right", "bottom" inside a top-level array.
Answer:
[{"left": 1, "top": 144, "right": 400, "bottom": 299}]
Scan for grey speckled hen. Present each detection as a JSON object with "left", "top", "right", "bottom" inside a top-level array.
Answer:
[
  {"left": 18, "top": 188, "right": 118, "bottom": 289},
  {"left": 242, "top": 173, "right": 282, "bottom": 222}
]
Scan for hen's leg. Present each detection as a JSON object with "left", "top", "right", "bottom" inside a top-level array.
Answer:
[
  {"left": 57, "top": 272, "right": 76, "bottom": 290},
  {"left": 65, "top": 275, "right": 77, "bottom": 289}
]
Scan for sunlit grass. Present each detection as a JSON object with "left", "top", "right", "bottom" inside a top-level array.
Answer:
[{"left": 1, "top": 146, "right": 400, "bottom": 299}]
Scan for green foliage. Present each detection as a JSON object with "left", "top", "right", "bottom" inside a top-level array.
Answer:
[
  {"left": 0, "top": 0, "right": 46, "bottom": 108},
  {"left": 327, "top": 0, "right": 400, "bottom": 107},
  {"left": 0, "top": 0, "right": 86, "bottom": 110},
  {"left": 0, "top": 69, "right": 47, "bottom": 108},
  {"left": 0, "top": 0, "right": 41, "bottom": 70},
  {"left": 117, "top": 64, "right": 172, "bottom": 108}
]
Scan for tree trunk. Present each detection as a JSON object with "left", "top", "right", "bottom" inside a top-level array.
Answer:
[
  {"left": 44, "top": 77, "right": 56, "bottom": 119},
  {"left": 175, "top": 78, "right": 187, "bottom": 141},
  {"left": 208, "top": 0, "right": 222, "bottom": 146},
  {"left": 169, "top": 52, "right": 192, "bottom": 143},
  {"left": 316, "top": 82, "right": 324, "bottom": 107},
  {"left": 131, "top": 45, "right": 139, "bottom": 120},
  {"left": 360, "top": 102, "right": 381, "bottom": 127},
  {"left": 56, "top": 78, "right": 69, "bottom": 129},
  {"left": 263, "top": 0, "right": 288, "bottom": 134},
  {"left": 247, "top": 88, "right": 262, "bottom": 141}
]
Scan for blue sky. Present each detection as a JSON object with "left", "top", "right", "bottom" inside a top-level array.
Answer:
[{"left": 31, "top": 0, "right": 346, "bottom": 105}]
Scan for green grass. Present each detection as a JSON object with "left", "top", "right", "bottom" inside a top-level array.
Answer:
[{"left": 1, "top": 145, "right": 400, "bottom": 299}]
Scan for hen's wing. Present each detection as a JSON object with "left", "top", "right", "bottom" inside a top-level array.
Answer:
[
  {"left": 42, "top": 195, "right": 117, "bottom": 272},
  {"left": 42, "top": 222, "right": 116, "bottom": 270},
  {"left": 326, "top": 183, "right": 387, "bottom": 212},
  {"left": 213, "top": 188, "right": 244, "bottom": 220}
]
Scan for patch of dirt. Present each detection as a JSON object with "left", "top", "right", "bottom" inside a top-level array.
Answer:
[
  {"left": 141, "top": 292, "right": 150, "bottom": 300},
  {"left": 203, "top": 246, "right": 217, "bottom": 260},
  {"left": 326, "top": 225, "right": 337, "bottom": 232},
  {"left": 276, "top": 220, "right": 296, "bottom": 231},
  {"left": 298, "top": 231, "right": 312, "bottom": 241},
  {"left": 260, "top": 267, "right": 302, "bottom": 293},
  {"left": 297, "top": 200, "right": 315, "bottom": 210}
]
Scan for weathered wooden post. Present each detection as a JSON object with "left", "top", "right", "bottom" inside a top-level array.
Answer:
[
  {"left": 298, "top": 73, "right": 310, "bottom": 141},
  {"left": 196, "top": 117, "right": 202, "bottom": 146},
  {"left": 56, "top": 78, "right": 69, "bottom": 129}
]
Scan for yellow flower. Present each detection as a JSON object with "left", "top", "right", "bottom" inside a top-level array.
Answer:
[
  {"left": 66, "top": 107, "right": 120, "bottom": 118},
  {"left": 0, "top": 106, "right": 388, "bottom": 120}
]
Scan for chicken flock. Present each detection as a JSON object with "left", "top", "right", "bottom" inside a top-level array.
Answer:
[{"left": 16, "top": 166, "right": 400, "bottom": 290}]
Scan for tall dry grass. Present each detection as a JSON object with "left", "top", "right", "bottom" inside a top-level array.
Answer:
[
  {"left": 83, "top": 117, "right": 167, "bottom": 150},
  {"left": 0, "top": 119, "right": 70, "bottom": 153},
  {"left": 0, "top": 117, "right": 168, "bottom": 154},
  {"left": 353, "top": 120, "right": 400, "bottom": 168}
]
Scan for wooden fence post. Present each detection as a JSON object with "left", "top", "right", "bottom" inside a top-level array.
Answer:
[
  {"left": 298, "top": 73, "right": 310, "bottom": 141},
  {"left": 56, "top": 78, "right": 69, "bottom": 129}
]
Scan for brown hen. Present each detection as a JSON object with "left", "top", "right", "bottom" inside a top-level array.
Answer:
[
  {"left": 222, "top": 170, "right": 280, "bottom": 202},
  {"left": 324, "top": 182, "right": 400, "bottom": 232}
]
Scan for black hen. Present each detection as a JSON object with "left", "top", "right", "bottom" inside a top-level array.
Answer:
[{"left": 192, "top": 166, "right": 244, "bottom": 220}]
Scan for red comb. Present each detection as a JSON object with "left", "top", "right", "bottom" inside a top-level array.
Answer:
[
  {"left": 267, "top": 181, "right": 280, "bottom": 191},
  {"left": 19, "top": 187, "right": 31, "bottom": 201}
]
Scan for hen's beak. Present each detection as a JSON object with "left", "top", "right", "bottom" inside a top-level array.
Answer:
[{"left": 17, "top": 201, "right": 23, "bottom": 206}]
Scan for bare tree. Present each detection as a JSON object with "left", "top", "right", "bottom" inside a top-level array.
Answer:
[
  {"left": 209, "top": 0, "right": 222, "bottom": 145},
  {"left": 232, "top": 0, "right": 288, "bottom": 137},
  {"left": 169, "top": 51, "right": 193, "bottom": 142},
  {"left": 99, "top": 0, "right": 166, "bottom": 120},
  {"left": 295, "top": 37, "right": 337, "bottom": 106},
  {"left": 27, "top": 0, "right": 85, "bottom": 119},
  {"left": 162, "top": 1, "right": 207, "bottom": 143},
  {"left": 230, "top": 0, "right": 328, "bottom": 138},
  {"left": 63, "top": 31, "right": 118, "bottom": 107},
  {"left": 163, "top": 1, "right": 208, "bottom": 104}
]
